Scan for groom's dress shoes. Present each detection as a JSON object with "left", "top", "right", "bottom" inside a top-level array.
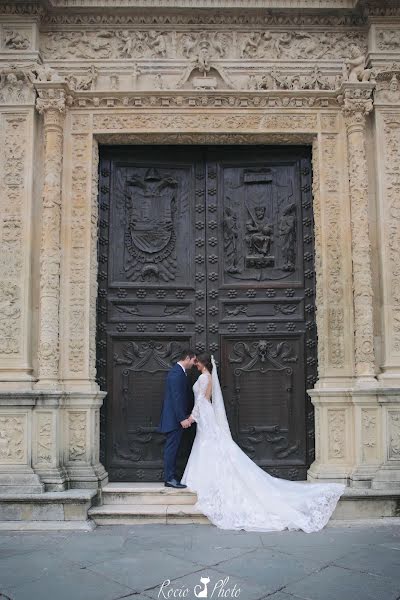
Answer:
[{"left": 165, "top": 478, "right": 187, "bottom": 489}]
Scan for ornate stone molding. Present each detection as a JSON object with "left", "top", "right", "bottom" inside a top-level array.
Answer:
[
  {"left": 35, "top": 83, "right": 66, "bottom": 388},
  {"left": 339, "top": 82, "right": 376, "bottom": 383},
  {"left": 46, "top": 0, "right": 359, "bottom": 8}
]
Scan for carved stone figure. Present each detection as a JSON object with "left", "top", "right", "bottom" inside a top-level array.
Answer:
[
  {"left": 0, "top": 67, "right": 33, "bottom": 103},
  {"left": 30, "top": 63, "right": 62, "bottom": 83},
  {"left": 67, "top": 65, "right": 98, "bottom": 91},
  {"left": 223, "top": 206, "right": 240, "bottom": 274},
  {"left": 344, "top": 45, "right": 373, "bottom": 83},
  {"left": 148, "top": 30, "right": 167, "bottom": 57},
  {"left": 279, "top": 203, "right": 297, "bottom": 272},
  {"left": 245, "top": 206, "right": 273, "bottom": 257},
  {"left": 116, "top": 30, "right": 135, "bottom": 57}
]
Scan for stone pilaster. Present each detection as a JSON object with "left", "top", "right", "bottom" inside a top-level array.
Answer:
[
  {"left": 340, "top": 83, "right": 377, "bottom": 386},
  {"left": 0, "top": 68, "right": 36, "bottom": 387},
  {"left": 369, "top": 70, "right": 400, "bottom": 489},
  {"left": 34, "top": 85, "right": 66, "bottom": 390}
]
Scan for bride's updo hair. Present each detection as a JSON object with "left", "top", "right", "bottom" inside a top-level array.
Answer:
[{"left": 196, "top": 352, "right": 213, "bottom": 373}]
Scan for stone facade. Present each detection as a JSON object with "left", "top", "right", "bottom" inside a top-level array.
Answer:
[{"left": 1, "top": 0, "right": 400, "bottom": 501}]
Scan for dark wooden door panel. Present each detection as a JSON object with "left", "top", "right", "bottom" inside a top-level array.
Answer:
[{"left": 97, "top": 146, "right": 316, "bottom": 482}]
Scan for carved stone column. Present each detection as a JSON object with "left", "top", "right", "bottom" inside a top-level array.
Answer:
[
  {"left": 340, "top": 83, "right": 377, "bottom": 386},
  {"left": 34, "top": 85, "right": 67, "bottom": 390},
  {"left": 338, "top": 82, "right": 382, "bottom": 487}
]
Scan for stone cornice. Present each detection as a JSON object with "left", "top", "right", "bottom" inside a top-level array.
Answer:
[
  {"left": 66, "top": 88, "right": 340, "bottom": 110},
  {"left": 46, "top": 0, "right": 358, "bottom": 8}
]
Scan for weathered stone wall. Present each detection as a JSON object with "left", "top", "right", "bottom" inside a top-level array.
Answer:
[{"left": 1, "top": 0, "right": 400, "bottom": 494}]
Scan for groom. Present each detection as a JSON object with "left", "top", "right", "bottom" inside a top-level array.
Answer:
[{"left": 157, "top": 349, "right": 197, "bottom": 488}]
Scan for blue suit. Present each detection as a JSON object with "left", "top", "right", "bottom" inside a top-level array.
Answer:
[{"left": 157, "top": 363, "right": 191, "bottom": 482}]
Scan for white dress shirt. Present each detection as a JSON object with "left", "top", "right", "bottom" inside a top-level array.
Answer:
[{"left": 177, "top": 361, "right": 187, "bottom": 375}]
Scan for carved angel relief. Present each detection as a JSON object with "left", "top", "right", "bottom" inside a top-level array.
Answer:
[
  {"left": 118, "top": 167, "right": 179, "bottom": 282},
  {"left": 223, "top": 168, "right": 298, "bottom": 281}
]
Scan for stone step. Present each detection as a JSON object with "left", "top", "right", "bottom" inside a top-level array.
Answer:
[
  {"left": 88, "top": 503, "right": 210, "bottom": 525},
  {"left": 101, "top": 482, "right": 197, "bottom": 506},
  {"left": 0, "top": 489, "right": 97, "bottom": 530},
  {"left": 90, "top": 485, "right": 400, "bottom": 527}
]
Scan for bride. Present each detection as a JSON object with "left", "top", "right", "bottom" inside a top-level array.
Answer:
[{"left": 181, "top": 352, "right": 346, "bottom": 533}]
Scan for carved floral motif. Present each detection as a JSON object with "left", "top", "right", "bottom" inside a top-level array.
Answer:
[
  {"left": 36, "top": 412, "right": 53, "bottom": 464},
  {"left": 361, "top": 409, "right": 377, "bottom": 463},
  {"left": 67, "top": 133, "right": 92, "bottom": 374},
  {"left": 388, "top": 411, "right": 400, "bottom": 460},
  {"left": 68, "top": 411, "right": 87, "bottom": 461},
  {"left": 0, "top": 415, "right": 25, "bottom": 463},
  {"left": 382, "top": 116, "right": 400, "bottom": 356},
  {"left": 0, "top": 114, "right": 28, "bottom": 357},
  {"left": 328, "top": 410, "right": 345, "bottom": 459}
]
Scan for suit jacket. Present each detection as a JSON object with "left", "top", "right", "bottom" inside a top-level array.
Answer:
[{"left": 157, "top": 363, "right": 191, "bottom": 433}]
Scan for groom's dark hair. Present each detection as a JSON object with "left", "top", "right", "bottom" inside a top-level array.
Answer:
[{"left": 178, "top": 348, "right": 196, "bottom": 361}]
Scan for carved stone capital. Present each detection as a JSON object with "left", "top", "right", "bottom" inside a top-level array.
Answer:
[
  {"left": 338, "top": 83, "right": 375, "bottom": 130},
  {"left": 35, "top": 86, "right": 67, "bottom": 116}
]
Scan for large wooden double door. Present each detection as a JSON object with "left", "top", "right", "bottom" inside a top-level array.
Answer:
[{"left": 97, "top": 146, "right": 317, "bottom": 482}]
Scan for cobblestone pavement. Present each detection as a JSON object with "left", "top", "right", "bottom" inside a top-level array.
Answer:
[{"left": 0, "top": 520, "right": 399, "bottom": 600}]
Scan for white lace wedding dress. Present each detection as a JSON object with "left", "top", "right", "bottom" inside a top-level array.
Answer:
[{"left": 181, "top": 361, "right": 346, "bottom": 533}]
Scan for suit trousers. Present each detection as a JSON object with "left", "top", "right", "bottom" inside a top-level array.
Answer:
[{"left": 164, "top": 427, "right": 183, "bottom": 482}]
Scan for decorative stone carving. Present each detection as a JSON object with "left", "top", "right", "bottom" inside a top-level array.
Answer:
[
  {"left": 253, "top": 67, "right": 337, "bottom": 91},
  {"left": 30, "top": 63, "right": 63, "bottom": 83},
  {"left": 36, "top": 412, "right": 53, "bottom": 464},
  {"left": 0, "top": 67, "right": 35, "bottom": 104},
  {"left": 39, "top": 28, "right": 367, "bottom": 62},
  {"left": 339, "top": 83, "right": 376, "bottom": 382},
  {"left": 35, "top": 85, "right": 66, "bottom": 386},
  {"left": 3, "top": 29, "right": 30, "bottom": 50},
  {"left": 361, "top": 409, "right": 377, "bottom": 463},
  {"left": 0, "top": 414, "right": 25, "bottom": 463},
  {"left": 67, "top": 132, "right": 92, "bottom": 374},
  {"left": 93, "top": 112, "right": 318, "bottom": 132},
  {"left": 240, "top": 30, "right": 366, "bottom": 61},
  {"left": 381, "top": 115, "right": 400, "bottom": 359},
  {"left": 0, "top": 113, "right": 30, "bottom": 363},
  {"left": 342, "top": 45, "right": 373, "bottom": 83},
  {"left": 388, "top": 411, "right": 400, "bottom": 460},
  {"left": 66, "top": 65, "right": 98, "bottom": 91},
  {"left": 327, "top": 410, "right": 345, "bottom": 459},
  {"left": 375, "top": 70, "right": 400, "bottom": 105},
  {"left": 377, "top": 29, "right": 400, "bottom": 51},
  {"left": 68, "top": 411, "right": 87, "bottom": 461}
]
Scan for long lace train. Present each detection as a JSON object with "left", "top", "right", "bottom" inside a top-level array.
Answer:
[{"left": 181, "top": 372, "right": 345, "bottom": 533}]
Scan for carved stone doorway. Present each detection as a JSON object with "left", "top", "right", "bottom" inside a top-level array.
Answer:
[{"left": 97, "top": 145, "right": 316, "bottom": 482}]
